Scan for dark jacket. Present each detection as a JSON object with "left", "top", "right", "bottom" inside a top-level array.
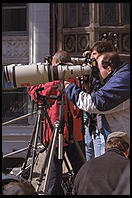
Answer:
[
  {"left": 112, "top": 161, "right": 130, "bottom": 195},
  {"left": 72, "top": 148, "right": 129, "bottom": 195}
]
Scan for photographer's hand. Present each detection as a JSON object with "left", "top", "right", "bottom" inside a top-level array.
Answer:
[{"left": 83, "top": 50, "right": 91, "bottom": 58}]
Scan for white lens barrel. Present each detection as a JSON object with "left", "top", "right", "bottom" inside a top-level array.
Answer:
[
  {"left": 14, "top": 63, "right": 50, "bottom": 87},
  {"left": 57, "top": 64, "right": 91, "bottom": 80},
  {"left": 4, "top": 63, "right": 91, "bottom": 88}
]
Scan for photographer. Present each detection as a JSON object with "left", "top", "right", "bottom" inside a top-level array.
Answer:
[
  {"left": 27, "top": 50, "right": 85, "bottom": 195},
  {"left": 64, "top": 51, "right": 130, "bottom": 137},
  {"left": 82, "top": 41, "right": 116, "bottom": 160}
]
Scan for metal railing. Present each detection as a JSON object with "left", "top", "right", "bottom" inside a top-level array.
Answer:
[
  {"left": 2, "top": 111, "right": 36, "bottom": 126},
  {"left": 2, "top": 111, "right": 37, "bottom": 158}
]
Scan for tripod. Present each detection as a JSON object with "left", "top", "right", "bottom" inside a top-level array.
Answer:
[
  {"left": 35, "top": 86, "right": 66, "bottom": 194},
  {"left": 19, "top": 77, "right": 85, "bottom": 194},
  {"left": 35, "top": 82, "right": 86, "bottom": 194},
  {"left": 19, "top": 88, "right": 54, "bottom": 181}
]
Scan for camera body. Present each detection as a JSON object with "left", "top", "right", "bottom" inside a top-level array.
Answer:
[
  {"left": 71, "top": 57, "right": 99, "bottom": 77},
  {"left": 71, "top": 57, "right": 100, "bottom": 92},
  {"left": 84, "top": 58, "right": 100, "bottom": 93}
]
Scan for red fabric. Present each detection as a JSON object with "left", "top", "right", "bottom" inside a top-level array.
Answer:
[{"left": 27, "top": 79, "right": 82, "bottom": 146}]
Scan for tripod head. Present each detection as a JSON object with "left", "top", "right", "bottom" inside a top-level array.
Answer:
[
  {"left": 36, "top": 87, "right": 59, "bottom": 109},
  {"left": 36, "top": 87, "right": 63, "bottom": 105},
  {"left": 36, "top": 87, "right": 48, "bottom": 105}
]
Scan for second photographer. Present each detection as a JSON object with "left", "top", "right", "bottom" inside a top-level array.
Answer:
[
  {"left": 27, "top": 50, "right": 85, "bottom": 195},
  {"left": 82, "top": 41, "right": 116, "bottom": 160}
]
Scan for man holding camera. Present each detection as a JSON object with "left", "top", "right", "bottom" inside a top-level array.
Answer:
[
  {"left": 64, "top": 51, "right": 130, "bottom": 138},
  {"left": 27, "top": 50, "right": 85, "bottom": 195},
  {"left": 82, "top": 41, "right": 116, "bottom": 160}
]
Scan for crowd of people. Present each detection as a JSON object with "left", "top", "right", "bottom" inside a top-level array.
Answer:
[
  {"left": 64, "top": 42, "right": 130, "bottom": 195},
  {"left": 2, "top": 40, "right": 130, "bottom": 195}
]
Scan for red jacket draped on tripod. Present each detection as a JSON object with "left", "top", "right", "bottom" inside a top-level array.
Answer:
[{"left": 27, "top": 79, "right": 83, "bottom": 146}]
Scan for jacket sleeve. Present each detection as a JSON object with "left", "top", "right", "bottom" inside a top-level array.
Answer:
[
  {"left": 65, "top": 83, "right": 82, "bottom": 106},
  {"left": 27, "top": 85, "right": 42, "bottom": 103},
  {"left": 27, "top": 81, "right": 61, "bottom": 103}
]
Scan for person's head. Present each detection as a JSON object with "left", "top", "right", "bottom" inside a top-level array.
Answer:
[
  {"left": 96, "top": 51, "right": 121, "bottom": 80},
  {"left": 52, "top": 50, "right": 71, "bottom": 66},
  {"left": 90, "top": 41, "right": 115, "bottom": 59},
  {"left": 105, "top": 131, "right": 130, "bottom": 158}
]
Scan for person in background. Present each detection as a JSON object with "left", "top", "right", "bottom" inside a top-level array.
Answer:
[
  {"left": 82, "top": 41, "right": 116, "bottom": 160},
  {"left": 72, "top": 131, "right": 130, "bottom": 195},
  {"left": 2, "top": 173, "right": 37, "bottom": 195},
  {"left": 27, "top": 50, "right": 85, "bottom": 195}
]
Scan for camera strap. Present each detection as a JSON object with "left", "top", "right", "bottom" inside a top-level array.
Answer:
[{"left": 66, "top": 98, "right": 74, "bottom": 141}]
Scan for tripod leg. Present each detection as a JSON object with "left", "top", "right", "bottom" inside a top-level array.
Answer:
[
  {"left": 63, "top": 154, "right": 73, "bottom": 174},
  {"left": 44, "top": 108, "right": 54, "bottom": 132},
  {"left": 36, "top": 129, "right": 55, "bottom": 191},
  {"left": 36, "top": 108, "right": 56, "bottom": 193},
  {"left": 28, "top": 111, "right": 43, "bottom": 182},
  {"left": 42, "top": 121, "right": 60, "bottom": 194}
]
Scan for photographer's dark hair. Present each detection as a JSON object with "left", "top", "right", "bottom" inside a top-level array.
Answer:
[
  {"left": 53, "top": 50, "right": 71, "bottom": 64},
  {"left": 105, "top": 137, "right": 129, "bottom": 153},
  {"left": 101, "top": 52, "right": 121, "bottom": 69},
  {"left": 91, "top": 41, "right": 115, "bottom": 54}
]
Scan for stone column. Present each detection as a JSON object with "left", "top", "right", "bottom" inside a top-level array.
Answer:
[
  {"left": 28, "top": 3, "right": 50, "bottom": 63},
  {"left": 28, "top": 3, "right": 50, "bottom": 125},
  {"left": 57, "top": 3, "right": 63, "bottom": 50}
]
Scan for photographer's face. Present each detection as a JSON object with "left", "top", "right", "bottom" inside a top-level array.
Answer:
[
  {"left": 91, "top": 49, "right": 100, "bottom": 59},
  {"left": 97, "top": 55, "right": 111, "bottom": 80}
]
